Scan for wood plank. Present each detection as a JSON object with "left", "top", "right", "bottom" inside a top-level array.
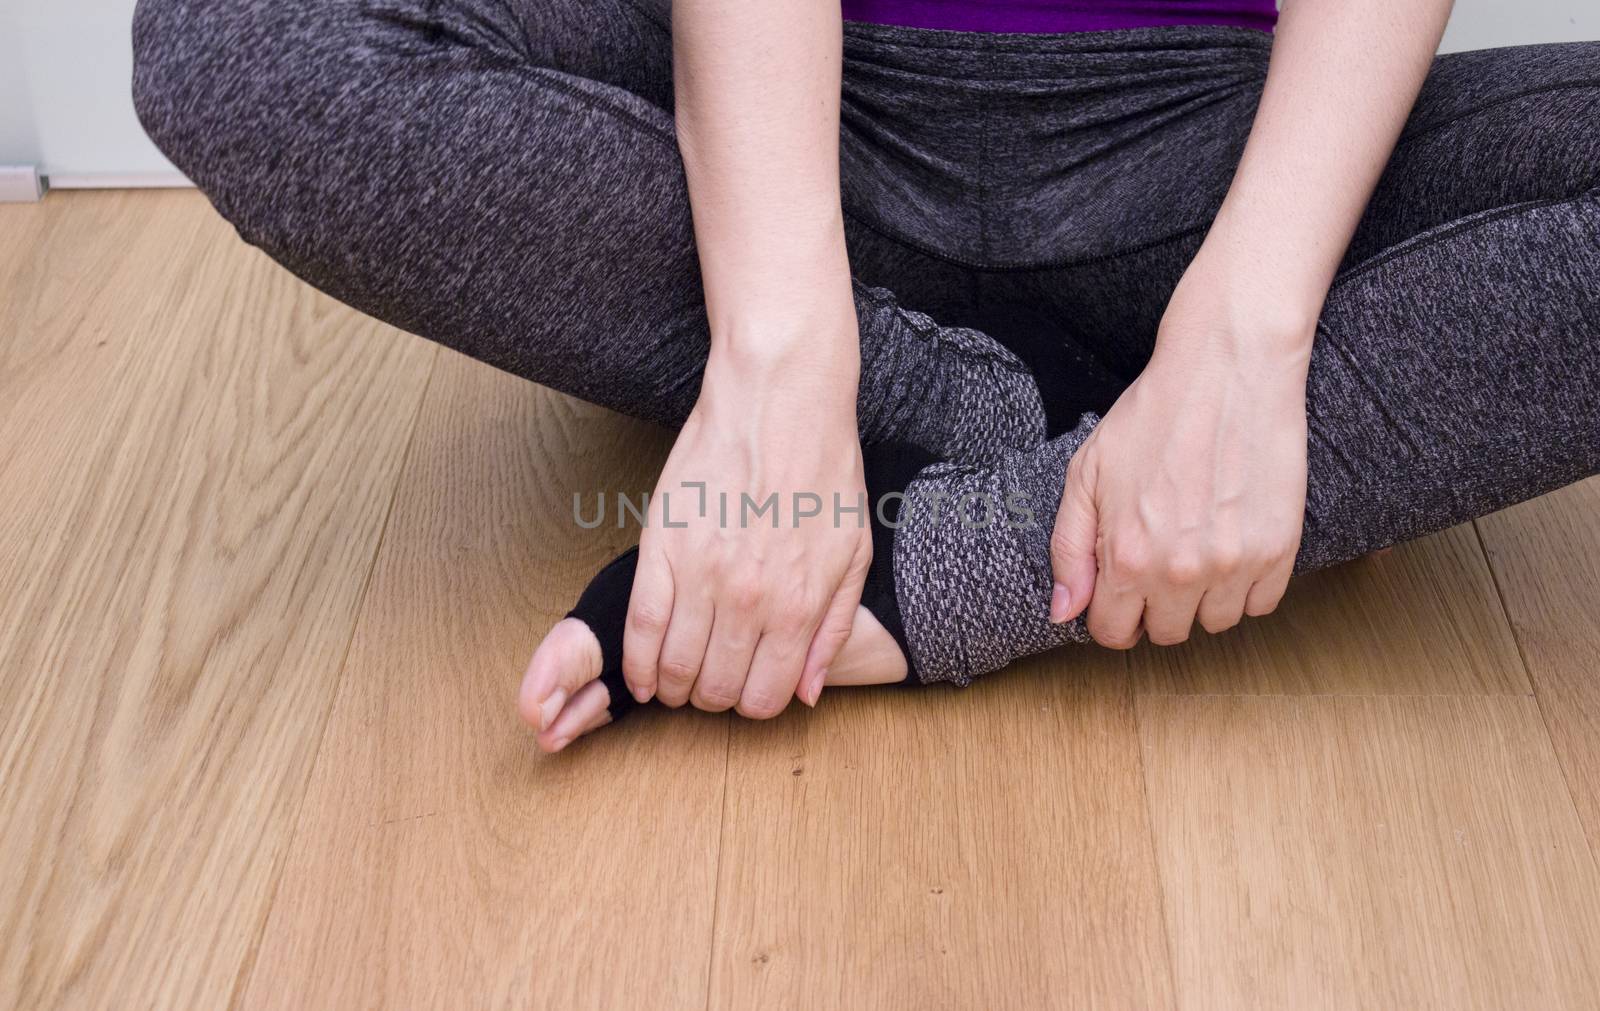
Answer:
[
  {"left": 708, "top": 650, "right": 1175, "bottom": 1010},
  {"left": 1132, "top": 525, "right": 1528, "bottom": 695},
  {"left": 1139, "top": 694, "right": 1600, "bottom": 1009},
  {"left": 0, "top": 199, "right": 52, "bottom": 353},
  {"left": 242, "top": 354, "right": 729, "bottom": 1009},
  {"left": 1477, "top": 478, "right": 1600, "bottom": 854},
  {"left": 0, "top": 192, "right": 435, "bottom": 1007}
]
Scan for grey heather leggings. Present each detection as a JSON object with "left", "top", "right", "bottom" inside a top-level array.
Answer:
[{"left": 131, "top": 0, "right": 1600, "bottom": 681}]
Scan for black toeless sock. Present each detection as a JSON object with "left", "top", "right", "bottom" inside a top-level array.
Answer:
[
  {"left": 564, "top": 548, "right": 642, "bottom": 718},
  {"left": 860, "top": 442, "right": 937, "bottom": 688},
  {"left": 562, "top": 441, "right": 939, "bottom": 723}
]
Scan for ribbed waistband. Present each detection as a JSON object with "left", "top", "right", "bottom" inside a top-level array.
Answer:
[{"left": 841, "top": 20, "right": 1272, "bottom": 83}]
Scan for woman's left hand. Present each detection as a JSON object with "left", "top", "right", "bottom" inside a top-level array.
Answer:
[{"left": 1048, "top": 267, "right": 1313, "bottom": 646}]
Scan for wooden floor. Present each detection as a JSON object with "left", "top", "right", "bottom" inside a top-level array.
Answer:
[{"left": 3, "top": 190, "right": 1599, "bottom": 1009}]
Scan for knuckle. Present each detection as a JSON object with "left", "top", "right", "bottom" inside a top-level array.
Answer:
[
  {"left": 737, "top": 690, "right": 788, "bottom": 720},
  {"left": 620, "top": 657, "right": 652, "bottom": 684},
  {"left": 1049, "top": 525, "right": 1078, "bottom": 560},
  {"left": 1245, "top": 596, "right": 1282, "bottom": 618},
  {"left": 658, "top": 658, "right": 699, "bottom": 686},
  {"left": 628, "top": 599, "right": 670, "bottom": 633},
  {"left": 1109, "top": 540, "right": 1150, "bottom": 581},
  {"left": 691, "top": 682, "right": 742, "bottom": 712},
  {"left": 1242, "top": 544, "right": 1280, "bottom": 571},
  {"left": 763, "top": 591, "right": 815, "bottom": 634},
  {"left": 1199, "top": 611, "right": 1240, "bottom": 635},
  {"left": 1090, "top": 622, "right": 1139, "bottom": 650},
  {"left": 771, "top": 609, "right": 815, "bottom": 639},
  {"left": 726, "top": 577, "right": 764, "bottom": 614},
  {"left": 1163, "top": 552, "right": 1207, "bottom": 586},
  {"left": 1211, "top": 541, "right": 1244, "bottom": 575}
]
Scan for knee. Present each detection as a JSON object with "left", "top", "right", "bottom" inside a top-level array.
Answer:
[
  {"left": 132, "top": 0, "right": 224, "bottom": 169},
  {"left": 131, "top": 0, "right": 323, "bottom": 199},
  {"left": 132, "top": 0, "right": 256, "bottom": 186}
]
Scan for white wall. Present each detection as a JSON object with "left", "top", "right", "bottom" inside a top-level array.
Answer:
[
  {"left": 1441, "top": 0, "right": 1599, "bottom": 52},
  {"left": 1, "top": 0, "right": 1596, "bottom": 185},
  {"left": 2, "top": 0, "right": 182, "bottom": 186}
]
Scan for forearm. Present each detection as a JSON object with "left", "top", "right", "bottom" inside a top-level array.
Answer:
[
  {"left": 672, "top": 0, "right": 857, "bottom": 396},
  {"left": 1181, "top": 0, "right": 1454, "bottom": 353}
]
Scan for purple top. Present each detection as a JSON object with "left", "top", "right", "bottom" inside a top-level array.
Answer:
[{"left": 841, "top": 0, "right": 1277, "bottom": 33}]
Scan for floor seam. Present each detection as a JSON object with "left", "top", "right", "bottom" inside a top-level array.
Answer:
[
  {"left": 701, "top": 712, "right": 735, "bottom": 1011},
  {"left": 1469, "top": 518, "right": 1600, "bottom": 878},
  {"left": 1130, "top": 655, "right": 1183, "bottom": 1010}
]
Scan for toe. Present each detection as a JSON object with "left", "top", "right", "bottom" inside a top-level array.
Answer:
[
  {"left": 536, "top": 679, "right": 614, "bottom": 752},
  {"left": 519, "top": 618, "right": 604, "bottom": 732}
]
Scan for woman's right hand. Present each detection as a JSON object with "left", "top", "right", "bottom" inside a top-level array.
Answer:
[
  {"left": 622, "top": 322, "right": 873, "bottom": 720},
  {"left": 642, "top": 0, "right": 869, "bottom": 718}
]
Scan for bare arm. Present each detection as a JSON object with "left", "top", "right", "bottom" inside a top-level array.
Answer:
[
  {"left": 672, "top": 0, "right": 856, "bottom": 353},
  {"left": 620, "top": 2, "right": 868, "bottom": 717},
  {"left": 1051, "top": 0, "right": 1455, "bottom": 645},
  {"left": 1197, "top": 0, "right": 1455, "bottom": 339}
]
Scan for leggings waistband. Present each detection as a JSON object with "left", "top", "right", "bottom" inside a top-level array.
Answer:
[{"left": 841, "top": 20, "right": 1273, "bottom": 83}]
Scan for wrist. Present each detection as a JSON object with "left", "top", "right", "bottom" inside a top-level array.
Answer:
[
  {"left": 1184, "top": 224, "right": 1330, "bottom": 337},
  {"left": 1162, "top": 251, "right": 1319, "bottom": 371},
  {"left": 703, "top": 319, "right": 861, "bottom": 421}
]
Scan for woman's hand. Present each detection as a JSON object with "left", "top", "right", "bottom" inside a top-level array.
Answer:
[
  {"left": 622, "top": 330, "right": 872, "bottom": 717},
  {"left": 1048, "top": 265, "right": 1312, "bottom": 646},
  {"left": 1042, "top": 0, "right": 1450, "bottom": 647},
  {"left": 625, "top": 0, "right": 868, "bottom": 715}
]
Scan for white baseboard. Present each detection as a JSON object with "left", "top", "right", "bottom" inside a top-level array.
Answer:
[
  {"left": 44, "top": 171, "right": 193, "bottom": 190},
  {"left": 0, "top": 165, "right": 46, "bottom": 203}
]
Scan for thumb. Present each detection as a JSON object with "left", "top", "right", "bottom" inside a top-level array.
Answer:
[
  {"left": 1049, "top": 453, "right": 1099, "bottom": 623},
  {"left": 798, "top": 543, "right": 870, "bottom": 707}
]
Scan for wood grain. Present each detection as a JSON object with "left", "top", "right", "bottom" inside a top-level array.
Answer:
[
  {"left": 1476, "top": 478, "right": 1600, "bottom": 855},
  {"left": 0, "top": 199, "right": 51, "bottom": 356},
  {"left": 1131, "top": 525, "right": 1529, "bottom": 695},
  {"left": 0, "top": 192, "right": 435, "bottom": 1008},
  {"left": 1139, "top": 694, "right": 1600, "bottom": 1009},
  {"left": 708, "top": 649, "right": 1175, "bottom": 1010},
  {"left": 240, "top": 353, "right": 730, "bottom": 1009},
  {"left": 7, "top": 191, "right": 1600, "bottom": 1011}
]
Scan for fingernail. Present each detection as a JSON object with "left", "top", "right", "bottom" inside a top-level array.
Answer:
[
  {"left": 632, "top": 684, "right": 651, "bottom": 704},
  {"left": 550, "top": 736, "right": 570, "bottom": 752},
  {"left": 1049, "top": 582, "right": 1072, "bottom": 623},
  {"left": 539, "top": 689, "right": 567, "bottom": 732},
  {"left": 803, "top": 672, "right": 826, "bottom": 708}
]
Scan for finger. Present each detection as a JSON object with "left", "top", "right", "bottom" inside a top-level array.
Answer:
[
  {"left": 1085, "top": 576, "right": 1145, "bottom": 650},
  {"left": 1142, "top": 585, "right": 1204, "bottom": 646},
  {"left": 622, "top": 547, "right": 675, "bottom": 703},
  {"left": 536, "top": 679, "right": 613, "bottom": 753},
  {"left": 1196, "top": 578, "right": 1252, "bottom": 635},
  {"left": 1049, "top": 449, "right": 1100, "bottom": 623},
  {"left": 1244, "top": 562, "right": 1293, "bottom": 618},
  {"left": 519, "top": 617, "right": 604, "bottom": 732},
  {"left": 740, "top": 624, "right": 810, "bottom": 720},
  {"left": 799, "top": 546, "right": 871, "bottom": 706},
  {"left": 691, "top": 608, "right": 760, "bottom": 713},
  {"left": 653, "top": 594, "right": 714, "bottom": 708}
]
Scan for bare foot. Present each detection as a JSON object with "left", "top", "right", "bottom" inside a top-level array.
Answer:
[{"left": 519, "top": 608, "right": 908, "bottom": 753}]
